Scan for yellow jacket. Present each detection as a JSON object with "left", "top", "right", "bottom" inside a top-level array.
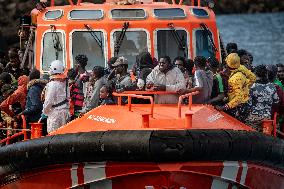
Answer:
[{"left": 227, "top": 65, "right": 256, "bottom": 108}]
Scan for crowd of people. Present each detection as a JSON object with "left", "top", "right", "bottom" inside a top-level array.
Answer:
[{"left": 0, "top": 42, "right": 284, "bottom": 140}]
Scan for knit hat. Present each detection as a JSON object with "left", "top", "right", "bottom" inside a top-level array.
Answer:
[{"left": 226, "top": 53, "right": 240, "bottom": 69}]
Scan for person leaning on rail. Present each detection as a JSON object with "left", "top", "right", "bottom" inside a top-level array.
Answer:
[
  {"left": 177, "top": 56, "right": 213, "bottom": 104},
  {"left": 146, "top": 55, "right": 185, "bottom": 104}
]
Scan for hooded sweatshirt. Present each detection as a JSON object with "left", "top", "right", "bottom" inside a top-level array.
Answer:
[
  {"left": 227, "top": 65, "right": 256, "bottom": 108},
  {"left": 0, "top": 75, "right": 29, "bottom": 116}
]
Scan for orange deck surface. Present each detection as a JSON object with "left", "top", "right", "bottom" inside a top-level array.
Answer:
[{"left": 51, "top": 104, "right": 253, "bottom": 135}]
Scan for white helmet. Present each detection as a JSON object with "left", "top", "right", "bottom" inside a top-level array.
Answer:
[{"left": 49, "top": 60, "right": 64, "bottom": 75}]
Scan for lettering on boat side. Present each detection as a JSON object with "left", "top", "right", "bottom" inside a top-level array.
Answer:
[
  {"left": 207, "top": 113, "right": 224, "bottom": 123},
  {"left": 87, "top": 115, "right": 116, "bottom": 124}
]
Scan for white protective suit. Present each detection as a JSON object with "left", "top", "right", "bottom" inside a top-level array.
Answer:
[
  {"left": 146, "top": 66, "right": 186, "bottom": 104},
  {"left": 43, "top": 78, "right": 70, "bottom": 133}
]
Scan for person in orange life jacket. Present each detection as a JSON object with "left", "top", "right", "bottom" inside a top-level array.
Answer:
[
  {"left": 43, "top": 60, "right": 70, "bottom": 133},
  {"left": 215, "top": 53, "right": 256, "bottom": 122}
]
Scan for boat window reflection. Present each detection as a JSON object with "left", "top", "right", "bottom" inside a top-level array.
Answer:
[
  {"left": 72, "top": 31, "right": 105, "bottom": 70},
  {"left": 113, "top": 30, "right": 148, "bottom": 68},
  {"left": 156, "top": 29, "right": 188, "bottom": 61},
  {"left": 195, "top": 29, "right": 215, "bottom": 58},
  {"left": 42, "top": 32, "right": 65, "bottom": 72}
]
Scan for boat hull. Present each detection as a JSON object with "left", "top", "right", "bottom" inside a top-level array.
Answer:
[
  {"left": 1, "top": 130, "right": 284, "bottom": 188},
  {"left": 1, "top": 161, "right": 284, "bottom": 189}
]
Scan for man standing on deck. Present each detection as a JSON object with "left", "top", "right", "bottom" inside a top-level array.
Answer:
[
  {"left": 146, "top": 56, "right": 185, "bottom": 104},
  {"left": 43, "top": 60, "right": 70, "bottom": 133},
  {"left": 178, "top": 56, "right": 213, "bottom": 104},
  {"left": 216, "top": 53, "right": 256, "bottom": 122}
]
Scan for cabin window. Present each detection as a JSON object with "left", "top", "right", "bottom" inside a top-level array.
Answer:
[
  {"left": 111, "top": 9, "right": 146, "bottom": 20},
  {"left": 69, "top": 10, "right": 103, "bottom": 20},
  {"left": 194, "top": 29, "right": 215, "bottom": 58},
  {"left": 72, "top": 31, "right": 105, "bottom": 70},
  {"left": 112, "top": 30, "right": 148, "bottom": 69},
  {"left": 190, "top": 8, "right": 209, "bottom": 18},
  {"left": 156, "top": 29, "right": 188, "bottom": 61},
  {"left": 154, "top": 8, "right": 186, "bottom": 19},
  {"left": 42, "top": 32, "right": 65, "bottom": 72},
  {"left": 44, "top": 10, "right": 63, "bottom": 20}
]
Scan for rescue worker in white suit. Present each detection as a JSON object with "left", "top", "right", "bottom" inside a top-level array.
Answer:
[{"left": 43, "top": 60, "right": 70, "bottom": 133}]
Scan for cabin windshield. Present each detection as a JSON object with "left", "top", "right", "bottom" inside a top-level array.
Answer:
[
  {"left": 72, "top": 31, "right": 105, "bottom": 70},
  {"left": 156, "top": 29, "right": 188, "bottom": 61},
  {"left": 42, "top": 32, "right": 64, "bottom": 72},
  {"left": 113, "top": 30, "right": 148, "bottom": 68},
  {"left": 195, "top": 29, "right": 215, "bottom": 58}
]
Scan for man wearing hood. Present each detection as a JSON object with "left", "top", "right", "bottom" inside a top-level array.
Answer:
[
  {"left": 0, "top": 75, "right": 29, "bottom": 116},
  {"left": 216, "top": 53, "right": 256, "bottom": 122},
  {"left": 21, "top": 69, "right": 47, "bottom": 124}
]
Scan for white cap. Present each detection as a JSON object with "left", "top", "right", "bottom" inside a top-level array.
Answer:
[{"left": 49, "top": 60, "right": 64, "bottom": 75}]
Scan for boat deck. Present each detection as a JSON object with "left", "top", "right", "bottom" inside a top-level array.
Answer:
[{"left": 52, "top": 104, "right": 253, "bottom": 135}]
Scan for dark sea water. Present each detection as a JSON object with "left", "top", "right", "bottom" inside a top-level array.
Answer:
[{"left": 216, "top": 12, "right": 284, "bottom": 66}]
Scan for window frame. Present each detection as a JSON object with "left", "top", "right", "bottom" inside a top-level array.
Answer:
[
  {"left": 189, "top": 8, "right": 209, "bottom": 18},
  {"left": 153, "top": 8, "right": 186, "bottom": 20},
  {"left": 44, "top": 9, "right": 64, "bottom": 21},
  {"left": 40, "top": 29, "right": 66, "bottom": 73},
  {"left": 153, "top": 27, "right": 190, "bottom": 60},
  {"left": 110, "top": 28, "right": 151, "bottom": 57},
  {"left": 192, "top": 27, "right": 215, "bottom": 58},
  {"left": 110, "top": 8, "right": 147, "bottom": 20},
  {"left": 68, "top": 9, "right": 104, "bottom": 20},
  {"left": 69, "top": 29, "right": 108, "bottom": 70}
]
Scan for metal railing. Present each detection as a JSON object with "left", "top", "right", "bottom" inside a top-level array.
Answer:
[
  {"left": 177, "top": 91, "right": 199, "bottom": 118},
  {"left": 113, "top": 92, "right": 154, "bottom": 117},
  {"left": 0, "top": 115, "right": 29, "bottom": 145}
]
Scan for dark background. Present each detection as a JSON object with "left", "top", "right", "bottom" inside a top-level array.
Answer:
[{"left": 0, "top": 0, "right": 284, "bottom": 50}]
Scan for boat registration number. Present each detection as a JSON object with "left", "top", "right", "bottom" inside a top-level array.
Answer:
[{"left": 87, "top": 114, "right": 116, "bottom": 124}]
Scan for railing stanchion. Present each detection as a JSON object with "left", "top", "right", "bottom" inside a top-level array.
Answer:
[
  {"left": 178, "top": 91, "right": 199, "bottom": 118},
  {"left": 128, "top": 96, "right": 131, "bottom": 111}
]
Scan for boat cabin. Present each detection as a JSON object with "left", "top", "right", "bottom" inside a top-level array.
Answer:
[{"left": 25, "top": 0, "right": 221, "bottom": 72}]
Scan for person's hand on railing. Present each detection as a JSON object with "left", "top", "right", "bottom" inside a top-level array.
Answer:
[
  {"left": 153, "top": 84, "right": 166, "bottom": 91},
  {"left": 146, "top": 82, "right": 154, "bottom": 91},
  {"left": 177, "top": 88, "right": 188, "bottom": 95}
]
